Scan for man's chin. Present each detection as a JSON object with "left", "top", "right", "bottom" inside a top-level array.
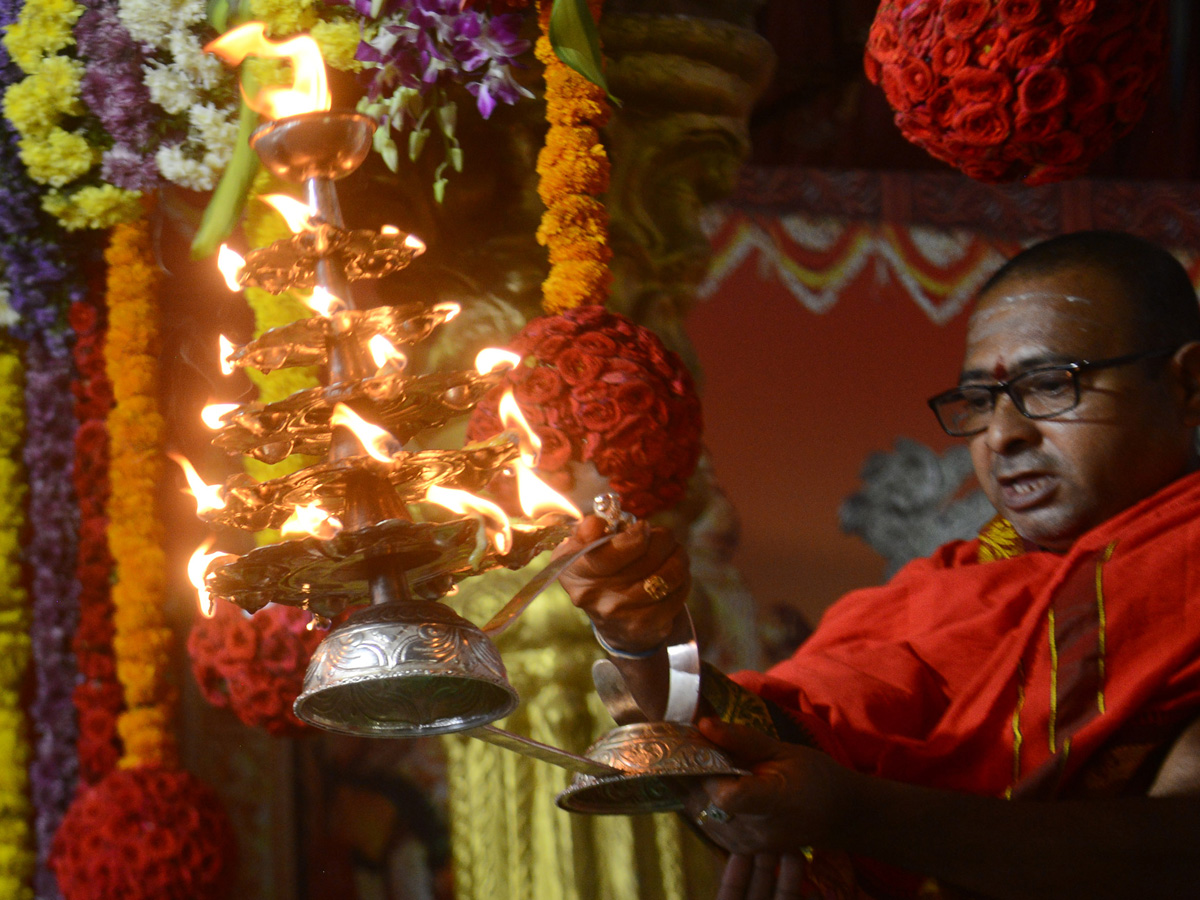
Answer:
[{"left": 1004, "top": 510, "right": 1079, "bottom": 553}]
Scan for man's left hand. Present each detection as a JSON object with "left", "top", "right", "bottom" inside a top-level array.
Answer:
[{"left": 686, "top": 718, "right": 853, "bottom": 856}]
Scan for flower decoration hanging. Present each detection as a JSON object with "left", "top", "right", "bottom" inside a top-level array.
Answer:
[
  {"left": 466, "top": 305, "right": 702, "bottom": 518},
  {"left": 187, "top": 600, "right": 327, "bottom": 737},
  {"left": 346, "top": 0, "right": 534, "bottom": 200},
  {"left": 864, "top": 0, "right": 1168, "bottom": 185},
  {"left": 534, "top": 0, "right": 612, "bottom": 312},
  {"left": 50, "top": 766, "right": 236, "bottom": 900}
]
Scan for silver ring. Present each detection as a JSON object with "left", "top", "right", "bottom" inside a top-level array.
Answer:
[{"left": 697, "top": 802, "right": 731, "bottom": 825}]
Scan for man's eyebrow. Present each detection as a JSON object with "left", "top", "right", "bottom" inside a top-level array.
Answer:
[{"left": 958, "top": 353, "right": 1072, "bottom": 384}]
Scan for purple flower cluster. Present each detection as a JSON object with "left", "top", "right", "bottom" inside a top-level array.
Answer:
[
  {"left": 26, "top": 345, "right": 82, "bottom": 900},
  {"left": 2, "top": 2, "right": 86, "bottom": 896},
  {"left": 76, "top": 0, "right": 161, "bottom": 192},
  {"left": 354, "top": 0, "right": 532, "bottom": 121}
]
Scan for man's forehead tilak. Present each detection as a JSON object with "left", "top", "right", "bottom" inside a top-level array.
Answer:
[{"left": 963, "top": 292, "right": 1106, "bottom": 379}]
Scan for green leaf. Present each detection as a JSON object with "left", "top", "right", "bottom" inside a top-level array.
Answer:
[
  {"left": 190, "top": 86, "right": 261, "bottom": 260},
  {"left": 548, "top": 0, "right": 618, "bottom": 104},
  {"left": 206, "top": 0, "right": 229, "bottom": 33}
]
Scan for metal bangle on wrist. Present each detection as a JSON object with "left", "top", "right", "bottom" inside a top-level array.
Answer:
[{"left": 591, "top": 623, "right": 664, "bottom": 660}]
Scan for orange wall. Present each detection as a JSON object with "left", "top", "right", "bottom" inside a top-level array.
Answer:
[{"left": 686, "top": 254, "right": 973, "bottom": 631}]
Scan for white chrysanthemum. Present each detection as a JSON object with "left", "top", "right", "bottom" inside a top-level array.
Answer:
[
  {"left": 201, "top": 146, "right": 232, "bottom": 174},
  {"left": 156, "top": 143, "right": 216, "bottom": 191},
  {"left": 167, "top": 29, "right": 226, "bottom": 92},
  {"left": 189, "top": 103, "right": 238, "bottom": 151},
  {"left": 144, "top": 61, "right": 197, "bottom": 115},
  {"left": 118, "top": 0, "right": 204, "bottom": 47},
  {"left": 0, "top": 281, "right": 16, "bottom": 329}
]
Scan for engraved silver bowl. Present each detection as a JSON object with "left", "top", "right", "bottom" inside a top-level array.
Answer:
[
  {"left": 556, "top": 721, "right": 747, "bottom": 815},
  {"left": 293, "top": 599, "right": 518, "bottom": 736}
]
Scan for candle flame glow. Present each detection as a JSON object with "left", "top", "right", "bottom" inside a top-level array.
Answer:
[
  {"left": 330, "top": 403, "right": 402, "bottom": 462},
  {"left": 516, "top": 466, "right": 582, "bottom": 521},
  {"left": 187, "top": 537, "right": 226, "bottom": 617},
  {"left": 368, "top": 335, "right": 407, "bottom": 373},
  {"left": 302, "top": 285, "right": 343, "bottom": 317},
  {"left": 474, "top": 348, "right": 520, "bottom": 375},
  {"left": 281, "top": 502, "right": 344, "bottom": 540},
  {"left": 261, "top": 193, "right": 317, "bottom": 233},
  {"left": 499, "top": 390, "right": 541, "bottom": 466},
  {"left": 426, "top": 485, "right": 513, "bottom": 555},
  {"left": 206, "top": 22, "right": 330, "bottom": 118},
  {"left": 218, "top": 335, "right": 236, "bottom": 376},
  {"left": 217, "top": 245, "right": 245, "bottom": 292},
  {"left": 170, "top": 453, "right": 227, "bottom": 515},
  {"left": 201, "top": 403, "right": 239, "bottom": 430}
]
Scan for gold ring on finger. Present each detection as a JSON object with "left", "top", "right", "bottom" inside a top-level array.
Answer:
[{"left": 643, "top": 574, "right": 670, "bottom": 601}]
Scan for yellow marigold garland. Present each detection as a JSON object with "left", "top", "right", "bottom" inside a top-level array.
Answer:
[
  {"left": 104, "top": 218, "right": 177, "bottom": 769},
  {"left": 0, "top": 343, "right": 33, "bottom": 900},
  {"left": 534, "top": 0, "right": 612, "bottom": 313}
]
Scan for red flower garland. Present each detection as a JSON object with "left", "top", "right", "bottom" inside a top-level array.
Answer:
[
  {"left": 466, "top": 306, "right": 702, "bottom": 518},
  {"left": 864, "top": 0, "right": 1168, "bottom": 185},
  {"left": 187, "top": 600, "right": 328, "bottom": 737},
  {"left": 50, "top": 766, "right": 236, "bottom": 900},
  {"left": 68, "top": 291, "right": 122, "bottom": 786}
]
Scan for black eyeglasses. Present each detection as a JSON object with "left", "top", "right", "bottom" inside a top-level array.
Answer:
[{"left": 928, "top": 347, "right": 1177, "bottom": 437}]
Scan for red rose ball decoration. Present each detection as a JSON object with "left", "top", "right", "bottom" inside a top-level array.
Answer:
[
  {"left": 187, "top": 600, "right": 326, "bottom": 736},
  {"left": 51, "top": 766, "right": 236, "bottom": 900},
  {"left": 864, "top": 0, "right": 1168, "bottom": 185},
  {"left": 467, "top": 305, "right": 703, "bottom": 519}
]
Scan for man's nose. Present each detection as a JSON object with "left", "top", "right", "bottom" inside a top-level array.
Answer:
[{"left": 981, "top": 390, "right": 1040, "bottom": 453}]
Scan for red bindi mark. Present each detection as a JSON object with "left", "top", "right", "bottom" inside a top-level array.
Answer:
[{"left": 989, "top": 358, "right": 1009, "bottom": 380}]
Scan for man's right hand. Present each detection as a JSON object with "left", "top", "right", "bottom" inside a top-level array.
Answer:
[{"left": 555, "top": 514, "right": 691, "bottom": 656}]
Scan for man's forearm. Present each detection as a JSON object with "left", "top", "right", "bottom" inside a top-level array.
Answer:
[{"left": 838, "top": 773, "right": 1200, "bottom": 900}]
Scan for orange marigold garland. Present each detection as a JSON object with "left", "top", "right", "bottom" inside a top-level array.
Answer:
[
  {"left": 51, "top": 218, "right": 236, "bottom": 900},
  {"left": 535, "top": 0, "right": 612, "bottom": 313},
  {"left": 103, "top": 218, "right": 175, "bottom": 769}
]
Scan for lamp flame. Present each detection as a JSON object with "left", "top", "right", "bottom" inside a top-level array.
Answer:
[
  {"left": 499, "top": 390, "right": 541, "bottom": 466},
  {"left": 475, "top": 348, "right": 520, "bottom": 375},
  {"left": 170, "top": 453, "right": 227, "bottom": 515},
  {"left": 302, "top": 285, "right": 343, "bottom": 317},
  {"left": 330, "top": 403, "right": 402, "bottom": 461},
  {"left": 201, "top": 402, "right": 239, "bottom": 430},
  {"left": 495, "top": 389, "right": 581, "bottom": 520},
  {"left": 206, "top": 22, "right": 330, "bottom": 118},
  {"left": 218, "top": 335, "right": 236, "bottom": 376},
  {"left": 188, "top": 538, "right": 227, "bottom": 617},
  {"left": 433, "top": 301, "right": 460, "bottom": 322},
  {"left": 426, "top": 485, "right": 513, "bottom": 555},
  {"left": 261, "top": 194, "right": 317, "bottom": 233},
  {"left": 217, "top": 245, "right": 245, "bottom": 292},
  {"left": 281, "top": 502, "right": 344, "bottom": 540},
  {"left": 516, "top": 466, "right": 582, "bottom": 521},
  {"left": 368, "top": 335, "right": 407, "bottom": 374}
]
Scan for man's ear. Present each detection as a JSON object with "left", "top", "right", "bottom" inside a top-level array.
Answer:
[{"left": 1174, "top": 342, "right": 1200, "bottom": 427}]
